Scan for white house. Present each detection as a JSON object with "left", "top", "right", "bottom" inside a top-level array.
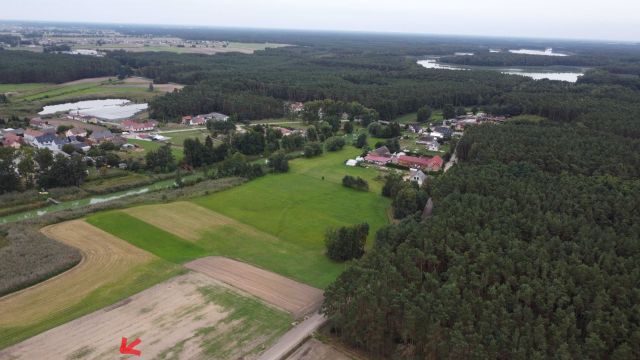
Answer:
[{"left": 408, "top": 169, "right": 428, "bottom": 186}]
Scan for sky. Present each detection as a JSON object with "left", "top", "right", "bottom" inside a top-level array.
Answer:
[{"left": 3, "top": 0, "right": 640, "bottom": 42}]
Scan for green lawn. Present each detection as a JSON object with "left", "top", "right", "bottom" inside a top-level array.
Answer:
[
  {"left": 87, "top": 213, "right": 206, "bottom": 263},
  {"left": 127, "top": 139, "right": 184, "bottom": 160},
  {"left": 88, "top": 147, "right": 390, "bottom": 288},
  {"left": 164, "top": 129, "right": 213, "bottom": 146}
]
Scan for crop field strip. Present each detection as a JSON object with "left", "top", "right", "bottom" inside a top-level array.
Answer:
[{"left": 186, "top": 257, "right": 324, "bottom": 319}]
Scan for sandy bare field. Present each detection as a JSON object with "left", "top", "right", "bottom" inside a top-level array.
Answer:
[
  {"left": 186, "top": 257, "right": 324, "bottom": 319},
  {"left": 0, "top": 273, "right": 271, "bottom": 360},
  {"left": 124, "top": 201, "right": 278, "bottom": 242},
  {"left": 0, "top": 220, "right": 154, "bottom": 327},
  {"left": 285, "top": 339, "right": 354, "bottom": 360}
]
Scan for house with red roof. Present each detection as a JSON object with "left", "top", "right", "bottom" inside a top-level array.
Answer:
[
  {"left": 2, "top": 132, "right": 22, "bottom": 149},
  {"left": 364, "top": 154, "right": 392, "bottom": 166},
  {"left": 396, "top": 155, "right": 443, "bottom": 172}
]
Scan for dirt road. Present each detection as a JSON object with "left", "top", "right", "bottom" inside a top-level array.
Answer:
[{"left": 257, "top": 313, "right": 328, "bottom": 360}]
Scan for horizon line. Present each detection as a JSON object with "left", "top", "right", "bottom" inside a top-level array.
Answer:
[{"left": 1, "top": 18, "right": 638, "bottom": 45}]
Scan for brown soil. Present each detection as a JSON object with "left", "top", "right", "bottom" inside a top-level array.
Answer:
[
  {"left": 186, "top": 257, "right": 324, "bottom": 319},
  {"left": 0, "top": 273, "right": 234, "bottom": 360}
]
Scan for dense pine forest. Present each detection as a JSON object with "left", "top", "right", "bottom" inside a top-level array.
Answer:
[
  {"left": 0, "top": 50, "right": 121, "bottom": 83},
  {"left": 323, "top": 119, "right": 640, "bottom": 358}
]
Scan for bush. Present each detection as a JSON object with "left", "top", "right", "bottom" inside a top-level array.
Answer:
[
  {"left": 325, "top": 137, "right": 346, "bottom": 152},
  {"left": 304, "top": 142, "right": 323, "bottom": 158},
  {"left": 268, "top": 151, "right": 289, "bottom": 173},
  {"left": 342, "top": 175, "right": 369, "bottom": 191},
  {"left": 325, "top": 223, "right": 369, "bottom": 262}
]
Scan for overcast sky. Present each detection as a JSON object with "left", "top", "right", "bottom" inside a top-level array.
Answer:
[{"left": 3, "top": 0, "right": 640, "bottom": 42}]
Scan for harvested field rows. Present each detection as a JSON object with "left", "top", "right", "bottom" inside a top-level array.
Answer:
[
  {"left": 0, "top": 272, "right": 291, "bottom": 360},
  {"left": 0, "top": 220, "right": 153, "bottom": 328},
  {"left": 186, "top": 257, "right": 324, "bottom": 319}
]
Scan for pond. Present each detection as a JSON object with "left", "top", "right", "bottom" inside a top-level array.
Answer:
[{"left": 39, "top": 99, "right": 148, "bottom": 120}]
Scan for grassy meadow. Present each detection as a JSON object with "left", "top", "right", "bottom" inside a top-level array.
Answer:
[{"left": 87, "top": 148, "right": 390, "bottom": 288}]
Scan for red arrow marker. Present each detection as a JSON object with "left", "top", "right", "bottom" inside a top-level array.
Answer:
[{"left": 120, "top": 337, "right": 141, "bottom": 356}]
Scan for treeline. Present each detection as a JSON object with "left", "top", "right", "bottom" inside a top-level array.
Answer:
[
  {"left": 0, "top": 148, "right": 87, "bottom": 194},
  {"left": 322, "top": 121, "right": 640, "bottom": 358},
  {"left": 0, "top": 50, "right": 121, "bottom": 83}
]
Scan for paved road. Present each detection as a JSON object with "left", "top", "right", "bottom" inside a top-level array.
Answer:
[
  {"left": 157, "top": 127, "right": 207, "bottom": 133},
  {"left": 257, "top": 313, "right": 328, "bottom": 360}
]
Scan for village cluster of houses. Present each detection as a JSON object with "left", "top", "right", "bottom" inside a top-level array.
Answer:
[
  {"left": 353, "top": 145, "right": 444, "bottom": 173},
  {"left": 0, "top": 117, "right": 162, "bottom": 154}
]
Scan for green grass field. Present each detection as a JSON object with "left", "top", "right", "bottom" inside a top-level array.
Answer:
[
  {"left": 88, "top": 147, "right": 390, "bottom": 288},
  {"left": 0, "top": 83, "right": 50, "bottom": 93},
  {"left": 127, "top": 139, "right": 184, "bottom": 161},
  {"left": 164, "top": 129, "right": 213, "bottom": 146},
  {"left": 393, "top": 110, "right": 444, "bottom": 125}
]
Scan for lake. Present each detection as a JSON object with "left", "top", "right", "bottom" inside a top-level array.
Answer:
[
  {"left": 39, "top": 99, "right": 148, "bottom": 120},
  {"left": 417, "top": 59, "right": 583, "bottom": 82},
  {"left": 508, "top": 48, "right": 568, "bottom": 56}
]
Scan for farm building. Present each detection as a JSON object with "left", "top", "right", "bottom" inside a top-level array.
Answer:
[
  {"left": 396, "top": 155, "right": 444, "bottom": 172},
  {"left": 121, "top": 120, "right": 158, "bottom": 132},
  {"left": 364, "top": 154, "right": 392, "bottom": 166}
]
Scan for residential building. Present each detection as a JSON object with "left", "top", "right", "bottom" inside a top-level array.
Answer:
[
  {"left": 89, "top": 130, "right": 115, "bottom": 144},
  {"left": 2, "top": 133, "right": 22, "bottom": 149},
  {"left": 65, "top": 128, "right": 88, "bottom": 138},
  {"left": 431, "top": 126, "right": 453, "bottom": 139},
  {"left": 33, "top": 134, "right": 69, "bottom": 151},
  {"left": 205, "top": 112, "right": 230, "bottom": 122},
  {"left": 372, "top": 146, "right": 391, "bottom": 157},
  {"left": 121, "top": 120, "right": 158, "bottom": 132},
  {"left": 24, "top": 129, "right": 45, "bottom": 145},
  {"left": 289, "top": 102, "right": 305, "bottom": 113},
  {"left": 408, "top": 169, "right": 428, "bottom": 186},
  {"left": 182, "top": 115, "right": 207, "bottom": 126}
]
